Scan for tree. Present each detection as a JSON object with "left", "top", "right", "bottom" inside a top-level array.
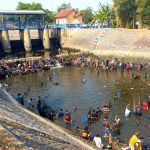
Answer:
[
  {"left": 57, "top": 3, "right": 71, "bottom": 12},
  {"left": 16, "top": 2, "right": 42, "bottom": 10},
  {"left": 113, "top": 0, "right": 136, "bottom": 28},
  {"left": 80, "top": 7, "right": 94, "bottom": 24},
  {"left": 44, "top": 9, "right": 55, "bottom": 25},
  {"left": 95, "top": 3, "right": 113, "bottom": 27},
  {"left": 16, "top": 2, "right": 55, "bottom": 24},
  {"left": 136, "top": 0, "right": 150, "bottom": 28}
]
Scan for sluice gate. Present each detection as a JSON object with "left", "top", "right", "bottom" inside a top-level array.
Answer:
[
  {"left": 0, "top": 41, "right": 4, "bottom": 57},
  {"left": 31, "top": 39, "right": 44, "bottom": 55},
  {"left": 10, "top": 40, "right": 25, "bottom": 57}
]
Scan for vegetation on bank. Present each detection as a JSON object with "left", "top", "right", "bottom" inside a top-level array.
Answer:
[{"left": 16, "top": 1, "right": 150, "bottom": 29}]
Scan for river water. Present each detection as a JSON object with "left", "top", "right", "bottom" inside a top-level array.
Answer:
[{"left": 2, "top": 66, "right": 150, "bottom": 144}]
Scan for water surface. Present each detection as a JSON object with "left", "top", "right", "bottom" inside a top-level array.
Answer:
[{"left": 3, "top": 67, "right": 150, "bottom": 144}]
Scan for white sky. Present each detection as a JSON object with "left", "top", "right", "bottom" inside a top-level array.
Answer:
[{"left": 0, "top": 0, "right": 112, "bottom": 12}]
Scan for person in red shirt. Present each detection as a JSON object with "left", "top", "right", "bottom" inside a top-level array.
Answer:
[
  {"left": 142, "top": 101, "right": 148, "bottom": 110},
  {"left": 64, "top": 114, "right": 71, "bottom": 124}
]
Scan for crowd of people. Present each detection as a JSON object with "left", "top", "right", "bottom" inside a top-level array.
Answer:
[
  {"left": 14, "top": 91, "right": 150, "bottom": 149},
  {"left": 0, "top": 53, "right": 150, "bottom": 80},
  {"left": 1, "top": 52, "right": 150, "bottom": 149},
  {"left": 0, "top": 57, "right": 62, "bottom": 79}
]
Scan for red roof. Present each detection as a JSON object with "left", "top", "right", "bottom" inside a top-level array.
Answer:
[
  {"left": 74, "top": 13, "right": 82, "bottom": 18},
  {"left": 55, "top": 8, "right": 75, "bottom": 19}
]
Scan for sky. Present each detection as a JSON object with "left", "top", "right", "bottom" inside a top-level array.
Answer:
[{"left": 0, "top": 0, "right": 112, "bottom": 12}]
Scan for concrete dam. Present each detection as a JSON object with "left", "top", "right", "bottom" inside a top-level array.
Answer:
[
  {"left": 1, "top": 28, "right": 149, "bottom": 59},
  {"left": 0, "top": 29, "right": 61, "bottom": 57},
  {"left": 61, "top": 28, "right": 150, "bottom": 59}
]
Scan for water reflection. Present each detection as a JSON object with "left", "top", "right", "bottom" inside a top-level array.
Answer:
[{"left": 3, "top": 67, "right": 150, "bottom": 143}]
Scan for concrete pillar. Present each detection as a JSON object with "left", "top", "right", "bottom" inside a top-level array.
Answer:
[
  {"left": 38, "top": 29, "right": 50, "bottom": 59},
  {"left": 1, "top": 30, "right": 11, "bottom": 54},
  {"left": 20, "top": 29, "right": 32, "bottom": 57},
  {"left": 43, "top": 28, "right": 50, "bottom": 50}
]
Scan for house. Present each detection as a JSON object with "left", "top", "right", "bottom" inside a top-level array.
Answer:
[{"left": 55, "top": 8, "right": 83, "bottom": 24}]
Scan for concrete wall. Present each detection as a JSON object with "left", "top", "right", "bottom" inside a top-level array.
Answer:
[{"left": 62, "top": 28, "right": 150, "bottom": 59}]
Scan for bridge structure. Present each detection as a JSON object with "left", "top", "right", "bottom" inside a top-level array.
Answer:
[{"left": 0, "top": 10, "right": 62, "bottom": 58}]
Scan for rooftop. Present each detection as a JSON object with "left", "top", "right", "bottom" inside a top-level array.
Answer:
[
  {"left": 55, "top": 8, "right": 75, "bottom": 19},
  {"left": 0, "top": 10, "right": 45, "bottom": 15}
]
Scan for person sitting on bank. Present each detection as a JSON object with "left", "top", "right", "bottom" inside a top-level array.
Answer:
[
  {"left": 81, "top": 126, "right": 91, "bottom": 140},
  {"left": 93, "top": 134, "right": 104, "bottom": 149}
]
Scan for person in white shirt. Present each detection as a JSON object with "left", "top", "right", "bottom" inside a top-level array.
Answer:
[
  {"left": 93, "top": 134, "right": 103, "bottom": 149},
  {"left": 28, "top": 98, "right": 34, "bottom": 111}
]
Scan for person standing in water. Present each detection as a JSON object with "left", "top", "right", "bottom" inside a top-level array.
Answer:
[
  {"left": 37, "top": 96, "right": 43, "bottom": 115},
  {"left": 125, "top": 104, "right": 131, "bottom": 117},
  {"left": 142, "top": 100, "right": 148, "bottom": 110},
  {"left": 28, "top": 98, "right": 34, "bottom": 111}
]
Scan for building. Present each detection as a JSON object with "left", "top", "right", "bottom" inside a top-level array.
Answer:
[{"left": 55, "top": 8, "right": 83, "bottom": 25}]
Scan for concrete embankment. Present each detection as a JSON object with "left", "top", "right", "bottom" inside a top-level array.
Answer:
[
  {"left": 0, "top": 88, "right": 96, "bottom": 150},
  {"left": 62, "top": 28, "right": 150, "bottom": 60}
]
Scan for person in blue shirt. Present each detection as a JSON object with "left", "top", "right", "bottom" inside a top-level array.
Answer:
[
  {"left": 58, "top": 109, "right": 64, "bottom": 117},
  {"left": 16, "top": 93, "right": 21, "bottom": 104}
]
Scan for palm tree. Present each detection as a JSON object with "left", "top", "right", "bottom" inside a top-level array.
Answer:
[{"left": 95, "top": 3, "right": 113, "bottom": 27}]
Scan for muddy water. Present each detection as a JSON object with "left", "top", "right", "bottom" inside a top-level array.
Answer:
[{"left": 3, "top": 67, "right": 150, "bottom": 144}]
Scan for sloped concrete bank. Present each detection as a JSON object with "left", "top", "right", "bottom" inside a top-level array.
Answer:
[
  {"left": 62, "top": 28, "right": 150, "bottom": 60},
  {"left": 0, "top": 87, "right": 96, "bottom": 150}
]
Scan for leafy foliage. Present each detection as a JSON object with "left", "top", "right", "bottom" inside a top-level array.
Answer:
[
  {"left": 57, "top": 3, "right": 71, "bottom": 12},
  {"left": 16, "top": 1, "right": 150, "bottom": 28},
  {"left": 113, "top": 0, "right": 150, "bottom": 28},
  {"left": 16, "top": 2, "right": 55, "bottom": 25},
  {"left": 80, "top": 7, "right": 94, "bottom": 24}
]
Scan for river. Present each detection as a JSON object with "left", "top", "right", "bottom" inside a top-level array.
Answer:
[{"left": 2, "top": 66, "right": 150, "bottom": 144}]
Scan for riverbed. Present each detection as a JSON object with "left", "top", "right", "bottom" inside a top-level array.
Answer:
[{"left": 2, "top": 66, "right": 150, "bottom": 144}]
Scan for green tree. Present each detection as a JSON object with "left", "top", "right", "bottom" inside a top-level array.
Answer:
[
  {"left": 16, "top": 2, "right": 42, "bottom": 10},
  {"left": 16, "top": 2, "right": 55, "bottom": 24},
  {"left": 136, "top": 0, "right": 150, "bottom": 28},
  {"left": 44, "top": 9, "right": 55, "bottom": 25},
  {"left": 113, "top": 0, "right": 136, "bottom": 28},
  {"left": 95, "top": 3, "right": 114, "bottom": 27},
  {"left": 80, "top": 7, "right": 94, "bottom": 24},
  {"left": 57, "top": 3, "right": 71, "bottom": 12}
]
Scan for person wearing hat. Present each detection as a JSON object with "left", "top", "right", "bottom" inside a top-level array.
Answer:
[{"left": 129, "top": 132, "right": 142, "bottom": 150}]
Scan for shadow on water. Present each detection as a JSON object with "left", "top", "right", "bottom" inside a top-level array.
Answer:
[{"left": 2, "top": 67, "right": 150, "bottom": 144}]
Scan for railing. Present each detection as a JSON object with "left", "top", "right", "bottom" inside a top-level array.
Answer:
[
  {"left": 0, "top": 16, "right": 45, "bottom": 30},
  {"left": 50, "top": 24, "right": 81, "bottom": 29}
]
